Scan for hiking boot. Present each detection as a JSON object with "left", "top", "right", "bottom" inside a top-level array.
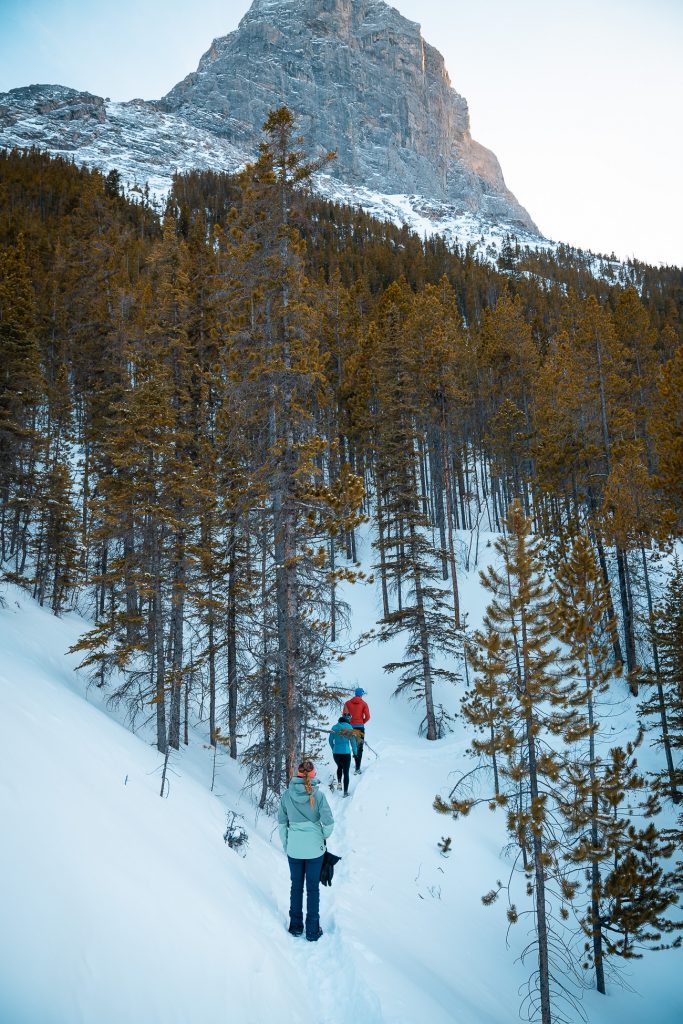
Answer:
[
  {"left": 354, "top": 768, "right": 361, "bottom": 775},
  {"left": 288, "top": 923, "right": 303, "bottom": 937},
  {"left": 306, "top": 927, "right": 323, "bottom": 942},
  {"left": 337, "top": 782, "right": 342, "bottom": 791},
  {"left": 343, "top": 791, "right": 349, "bottom": 798}
]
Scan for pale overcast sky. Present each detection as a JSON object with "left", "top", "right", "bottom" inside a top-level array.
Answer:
[{"left": 0, "top": 0, "right": 681, "bottom": 266}]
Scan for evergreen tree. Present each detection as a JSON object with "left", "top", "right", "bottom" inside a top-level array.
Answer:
[
  {"left": 218, "top": 107, "right": 364, "bottom": 785},
  {"left": 640, "top": 555, "right": 683, "bottom": 803},
  {"left": 551, "top": 532, "right": 621, "bottom": 993},
  {"left": 369, "top": 283, "right": 461, "bottom": 739},
  {"left": 650, "top": 348, "right": 683, "bottom": 534},
  {"left": 446, "top": 503, "right": 573, "bottom": 1024},
  {"left": 0, "top": 237, "right": 45, "bottom": 576},
  {"left": 476, "top": 291, "right": 539, "bottom": 519},
  {"left": 72, "top": 223, "right": 201, "bottom": 753},
  {"left": 597, "top": 743, "right": 681, "bottom": 960}
]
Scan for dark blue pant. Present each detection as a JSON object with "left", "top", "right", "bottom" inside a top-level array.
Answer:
[{"left": 288, "top": 854, "right": 324, "bottom": 939}]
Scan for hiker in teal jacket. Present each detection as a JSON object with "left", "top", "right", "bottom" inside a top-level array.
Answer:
[
  {"left": 328, "top": 713, "right": 358, "bottom": 796},
  {"left": 279, "top": 759, "right": 334, "bottom": 941}
]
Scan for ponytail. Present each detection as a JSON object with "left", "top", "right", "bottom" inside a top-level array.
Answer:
[{"left": 298, "top": 759, "right": 316, "bottom": 808}]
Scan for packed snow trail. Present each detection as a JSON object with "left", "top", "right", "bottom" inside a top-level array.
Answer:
[
  {"left": 314, "top": 740, "right": 523, "bottom": 1024},
  {"left": 2, "top": 569, "right": 683, "bottom": 1024}
]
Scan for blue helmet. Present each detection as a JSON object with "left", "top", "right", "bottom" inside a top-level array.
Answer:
[{"left": 355, "top": 687, "right": 365, "bottom": 697}]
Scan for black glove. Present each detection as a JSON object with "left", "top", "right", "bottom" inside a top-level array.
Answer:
[{"left": 320, "top": 849, "right": 341, "bottom": 886}]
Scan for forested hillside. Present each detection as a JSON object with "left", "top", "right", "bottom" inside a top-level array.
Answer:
[{"left": 1, "top": 111, "right": 682, "bottom": 1021}]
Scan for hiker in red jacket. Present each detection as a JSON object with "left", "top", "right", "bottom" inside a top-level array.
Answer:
[{"left": 343, "top": 687, "right": 371, "bottom": 774}]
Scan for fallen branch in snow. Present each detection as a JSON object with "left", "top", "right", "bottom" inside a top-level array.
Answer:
[{"left": 223, "top": 811, "right": 249, "bottom": 856}]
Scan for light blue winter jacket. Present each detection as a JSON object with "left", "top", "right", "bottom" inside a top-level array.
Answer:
[
  {"left": 278, "top": 777, "right": 334, "bottom": 860},
  {"left": 328, "top": 720, "right": 358, "bottom": 756}
]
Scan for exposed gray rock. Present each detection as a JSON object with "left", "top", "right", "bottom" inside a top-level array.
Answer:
[
  {"left": 0, "top": 85, "right": 246, "bottom": 195},
  {"left": 162, "top": 0, "right": 537, "bottom": 232},
  {"left": 0, "top": 0, "right": 538, "bottom": 237},
  {"left": 0, "top": 86, "right": 107, "bottom": 148}
]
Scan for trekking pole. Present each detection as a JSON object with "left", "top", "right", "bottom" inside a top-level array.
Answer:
[{"left": 362, "top": 739, "right": 379, "bottom": 760}]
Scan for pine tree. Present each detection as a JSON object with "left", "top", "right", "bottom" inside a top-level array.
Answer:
[
  {"left": 640, "top": 555, "right": 683, "bottom": 803},
  {"left": 451, "top": 503, "right": 573, "bottom": 1024},
  {"left": 403, "top": 280, "right": 470, "bottom": 623},
  {"left": 462, "top": 628, "right": 509, "bottom": 798},
  {"left": 218, "top": 107, "right": 364, "bottom": 786},
  {"left": 650, "top": 348, "right": 683, "bottom": 534},
  {"left": 597, "top": 743, "right": 681, "bottom": 959},
  {"left": 0, "top": 237, "right": 46, "bottom": 576},
  {"left": 31, "top": 460, "right": 81, "bottom": 614},
  {"left": 551, "top": 532, "right": 621, "bottom": 993},
  {"left": 546, "top": 530, "right": 680, "bottom": 984},
  {"left": 476, "top": 291, "right": 539, "bottom": 518},
  {"left": 533, "top": 293, "right": 641, "bottom": 685},
  {"left": 612, "top": 287, "right": 658, "bottom": 468},
  {"left": 72, "top": 221, "right": 202, "bottom": 754},
  {"left": 369, "top": 283, "right": 461, "bottom": 739}
]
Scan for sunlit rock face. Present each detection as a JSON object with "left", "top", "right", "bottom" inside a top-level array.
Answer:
[
  {"left": 0, "top": 0, "right": 537, "bottom": 237},
  {"left": 161, "top": 0, "right": 537, "bottom": 232}
]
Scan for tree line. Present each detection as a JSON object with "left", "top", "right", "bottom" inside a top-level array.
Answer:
[{"left": 1, "top": 113, "right": 682, "bottom": 1020}]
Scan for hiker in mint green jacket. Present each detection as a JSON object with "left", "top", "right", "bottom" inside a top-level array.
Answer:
[{"left": 278, "top": 759, "right": 334, "bottom": 941}]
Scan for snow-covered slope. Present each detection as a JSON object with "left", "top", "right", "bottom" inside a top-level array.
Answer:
[
  {"left": 0, "top": 86, "right": 547, "bottom": 265},
  {"left": 0, "top": 85, "right": 247, "bottom": 202},
  {"left": 0, "top": 84, "right": 544, "bottom": 259},
  {"left": 2, "top": 530, "right": 682, "bottom": 1023}
]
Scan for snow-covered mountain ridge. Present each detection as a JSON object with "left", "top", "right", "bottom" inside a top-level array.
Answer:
[
  {"left": 0, "top": 84, "right": 247, "bottom": 200},
  {"left": 0, "top": 0, "right": 544, "bottom": 259}
]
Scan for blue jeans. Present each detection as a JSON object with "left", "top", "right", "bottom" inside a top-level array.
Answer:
[{"left": 288, "top": 854, "right": 324, "bottom": 939}]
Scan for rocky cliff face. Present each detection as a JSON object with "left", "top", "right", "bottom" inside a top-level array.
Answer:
[
  {"left": 162, "top": 0, "right": 536, "bottom": 231},
  {"left": 0, "top": 0, "right": 538, "bottom": 238}
]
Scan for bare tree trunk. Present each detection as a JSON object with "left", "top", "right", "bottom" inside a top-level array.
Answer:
[
  {"left": 588, "top": 514, "right": 624, "bottom": 667},
  {"left": 259, "top": 514, "right": 275, "bottom": 805},
  {"left": 441, "top": 408, "right": 460, "bottom": 626},
  {"left": 99, "top": 541, "right": 108, "bottom": 617},
  {"left": 408, "top": 519, "right": 437, "bottom": 741},
  {"left": 282, "top": 498, "right": 301, "bottom": 781},
  {"left": 329, "top": 536, "right": 337, "bottom": 643},
  {"left": 520, "top": 603, "right": 551, "bottom": 1022},
  {"left": 207, "top": 577, "right": 217, "bottom": 747},
  {"left": 455, "top": 448, "right": 467, "bottom": 531},
  {"left": 526, "top": 717, "right": 552, "bottom": 1024},
  {"left": 375, "top": 480, "right": 390, "bottom": 619},
  {"left": 123, "top": 523, "right": 138, "bottom": 644},
  {"left": 184, "top": 654, "right": 190, "bottom": 747},
  {"left": 616, "top": 546, "right": 637, "bottom": 694},
  {"left": 418, "top": 435, "right": 430, "bottom": 519},
  {"left": 227, "top": 523, "right": 238, "bottom": 759},
  {"left": 168, "top": 525, "right": 186, "bottom": 750},
  {"left": 640, "top": 545, "right": 679, "bottom": 801},
  {"left": 152, "top": 572, "right": 167, "bottom": 755},
  {"left": 585, "top": 663, "right": 606, "bottom": 994}
]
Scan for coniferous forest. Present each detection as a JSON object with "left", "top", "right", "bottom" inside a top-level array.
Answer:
[{"left": 2, "top": 111, "right": 683, "bottom": 1021}]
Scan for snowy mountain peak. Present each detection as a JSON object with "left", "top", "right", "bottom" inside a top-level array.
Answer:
[
  {"left": 162, "top": 0, "right": 537, "bottom": 233},
  {"left": 0, "top": 0, "right": 539, "bottom": 246}
]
